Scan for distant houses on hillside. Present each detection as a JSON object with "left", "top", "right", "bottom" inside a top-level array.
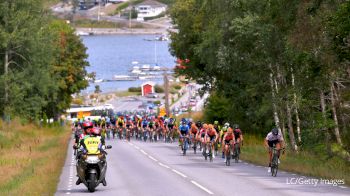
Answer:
[{"left": 135, "top": 0, "right": 167, "bottom": 21}]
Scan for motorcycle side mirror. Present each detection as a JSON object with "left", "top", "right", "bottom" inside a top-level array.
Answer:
[{"left": 106, "top": 145, "right": 112, "bottom": 149}]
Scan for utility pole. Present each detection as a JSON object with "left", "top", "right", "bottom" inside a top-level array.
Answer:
[
  {"left": 129, "top": 8, "right": 132, "bottom": 29},
  {"left": 97, "top": 0, "right": 101, "bottom": 21},
  {"left": 164, "top": 71, "right": 170, "bottom": 116}
]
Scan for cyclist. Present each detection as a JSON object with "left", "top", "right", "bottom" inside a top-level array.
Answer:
[
  {"left": 148, "top": 117, "right": 155, "bottom": 142},
  {"left": 264, "top": 128, "right": 285, "bottom": 173},
  {"left": 190, "top": 123, "right": 199, "bottom": 152},
  {"left": 110, "top": 115, "right": 117, "bottom": 139},
  {"left": 199, "top": 123, "right": 208, "bottom": 152},
  {"left": 167, "top": 117, "right": 176, "bottom": 142},
  {"left": 213, "top": 121, "right": 221, "bottom": 134},
  {"left": 220, "top": 122, "right": 230, "bottom": 158},
  {"left": 223, "top": 127, "right": 235, "bottom": 162},
  {"left": 117, "top": 115, "right": 125, "bottom": 139},
  {"left": 178, "top": 118, "right": 190, "bottom": 152},
  {"left": 205, "top": 124, "right": 218, "bottom": 158},
  {"left": 141, "top": 116, "right": 149, "bottom": 141},
  {"left": 213, "top": 121, "right": 221, "bottom": 156},
  {"left": 125, "top": 115, "right": 133, "bottom": 141},
  {"left": 233, "top": 124, "right": 243, "bottom": 154}
]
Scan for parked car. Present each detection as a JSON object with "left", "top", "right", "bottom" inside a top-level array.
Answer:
[{"left": 146, "top": 93, "right": 158, "bottom": 98}]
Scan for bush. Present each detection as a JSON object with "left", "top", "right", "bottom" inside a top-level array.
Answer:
[
  {"left": 128, "top": 87, "right": 141, "bottom": 92},
  {"left": 173, "top": 84, "right": 182, "bottom": 90},
  {"left": 155, "top": 85, "right": 164, "bottom": 93}
]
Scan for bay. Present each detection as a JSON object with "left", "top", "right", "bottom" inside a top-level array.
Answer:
[{"left": 81, "top": 34, "right": 175, "bottom": 93}]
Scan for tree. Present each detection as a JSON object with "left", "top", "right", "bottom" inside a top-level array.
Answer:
[
  {"left": 43, "top": 20, "right": 90, "bottom": 120},
  {"left": 0, "top": 0, "right": 56, "bottom": 119}
]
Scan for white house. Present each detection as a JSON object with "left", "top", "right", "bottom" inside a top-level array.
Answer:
[{"left": 135, "top": 0, "right": 167, "bottom": 21}]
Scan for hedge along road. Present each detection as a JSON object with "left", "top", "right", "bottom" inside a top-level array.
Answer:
[{"left": 55, "top": 137, "right": 349, "bottom": 195}]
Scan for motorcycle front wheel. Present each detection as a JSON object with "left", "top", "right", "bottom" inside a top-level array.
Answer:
[{"left": 88, "top": 173, "right": 97, "bottom": 192}]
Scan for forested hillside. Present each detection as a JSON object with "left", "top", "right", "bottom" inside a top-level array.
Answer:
[
  {"left": 0, "top": 0, "right": 90, "bottom": 121},
  {"left": 170, "top": 0, "right": 350, "bottom": 158}
]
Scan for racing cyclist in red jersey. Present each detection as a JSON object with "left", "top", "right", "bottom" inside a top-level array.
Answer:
[
  {"left": 223, "top": 127, "right": 235, "bottom": 162},
  {"left": 205, "top": 124, "right": 218, "bottom": 158}
]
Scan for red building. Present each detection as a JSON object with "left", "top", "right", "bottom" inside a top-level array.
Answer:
[{"left": 141, "top": 81, "right": 155, "bottom": 96}]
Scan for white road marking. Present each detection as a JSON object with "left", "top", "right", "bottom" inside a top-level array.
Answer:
[
  {"left": 172, "top": 169, "right": 187, "bottom": 178},
  {"left": 128, "top": 142, "right": 134, "bottom": 146},
  {"left": 66, "top": 192, "right": 71, "bottom": 195},
  {"left": 292, "top": 173, "right": 297, "bottom": 176},
  {"left": 256, "top": 166, "right": 262, "bottom": 168},
  {"left": 148, "top": 155, "right": 158, "bottom": 162},
  {"left": 191, "top": 180, "right": 214, "bottom": 195},
  {"left": 339, "top": 186, "right": 347, "bottom": 189},
  {"left": 159, "top": 162, "right": 170, "bottom": 169},
  {"left": 134, "top": 146, "right": 140, "bottom": 150},
  {"left": 140, "top": 150, "right": 148, "bottom": 155}
]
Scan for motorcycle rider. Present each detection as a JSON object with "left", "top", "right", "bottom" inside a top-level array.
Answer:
[
  {"left": 73, "top": 121, "right": 93, "bottom": 150},
  {"left": 76, "top": 127, "right": 107, "bottom": 186}
]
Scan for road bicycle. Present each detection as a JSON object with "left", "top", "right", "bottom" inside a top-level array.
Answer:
[
  {"left": 232, "top": 142, "right": 240, "bottom": 163},
  {"left": 271, "top": 144, "right": 285, "bottom": 177},
  {"left": 225, "top": 143, "right": 232, "bottom": 166},
  {"left": 179, "top": 135, "right": 189, "bottom": 155}
]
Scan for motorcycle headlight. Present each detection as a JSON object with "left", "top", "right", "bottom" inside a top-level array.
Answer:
[{"left": 85, "top": 155, "right": 100, "bottom": 164}]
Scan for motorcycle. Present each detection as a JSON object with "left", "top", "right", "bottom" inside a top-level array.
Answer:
[{"left": 74, "top": 145, "right": 112, "bottom": 192}]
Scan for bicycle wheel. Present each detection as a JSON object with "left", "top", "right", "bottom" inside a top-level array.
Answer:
[
  {"left": 235, "top": 144, "right": 239, "bottom": 163},
  {"left": 193, "top": 141, "right": 197, "bottom": 154},
  {"left": 226, "top": 149, "right": 231, "bottom": 166},
  {"left": 209, "top": 145, "right": 213, "bottom": 162},
  {"left": 271, "top": 155, "right": 278, "bottom": 177},
  {"left": 183, "top": 139, "right": 187, "bottom": 156},
  {"left": 203, "top": 145, "right": 207, "bottom": 160}
]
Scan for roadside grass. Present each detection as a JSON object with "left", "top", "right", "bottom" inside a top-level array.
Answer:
[
  {"left": 0, "top": 120, "right": 71, "bottom": 195},
  {"left": 115, "top": 91, "right": 141, "bottom": 97},
  {"left": 241, "top": 134, "right": 350, "bottom": 185}
]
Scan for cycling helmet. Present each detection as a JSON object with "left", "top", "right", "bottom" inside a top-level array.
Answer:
[
  {"left": 91, "top": 127, "right": 101, "bottom": 136},
  {"left": 214, "top": 121, "right": 219, "bottom": 125},
  {"left": 272, "top": 128, "right": 279, "bottom": 135},
  {"left": 82, "top": 121, "right": 93, "bottom": 129},
  {"left": 196, "top": 121, "right": 202, "bottom": 128},
  {"left": 224, "top": 122, "right": 230, "bottom": 127}
]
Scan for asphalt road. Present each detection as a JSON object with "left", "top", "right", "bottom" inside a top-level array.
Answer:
[{"left": 56, "top": 137, "right": 349, "bottom": 196}]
